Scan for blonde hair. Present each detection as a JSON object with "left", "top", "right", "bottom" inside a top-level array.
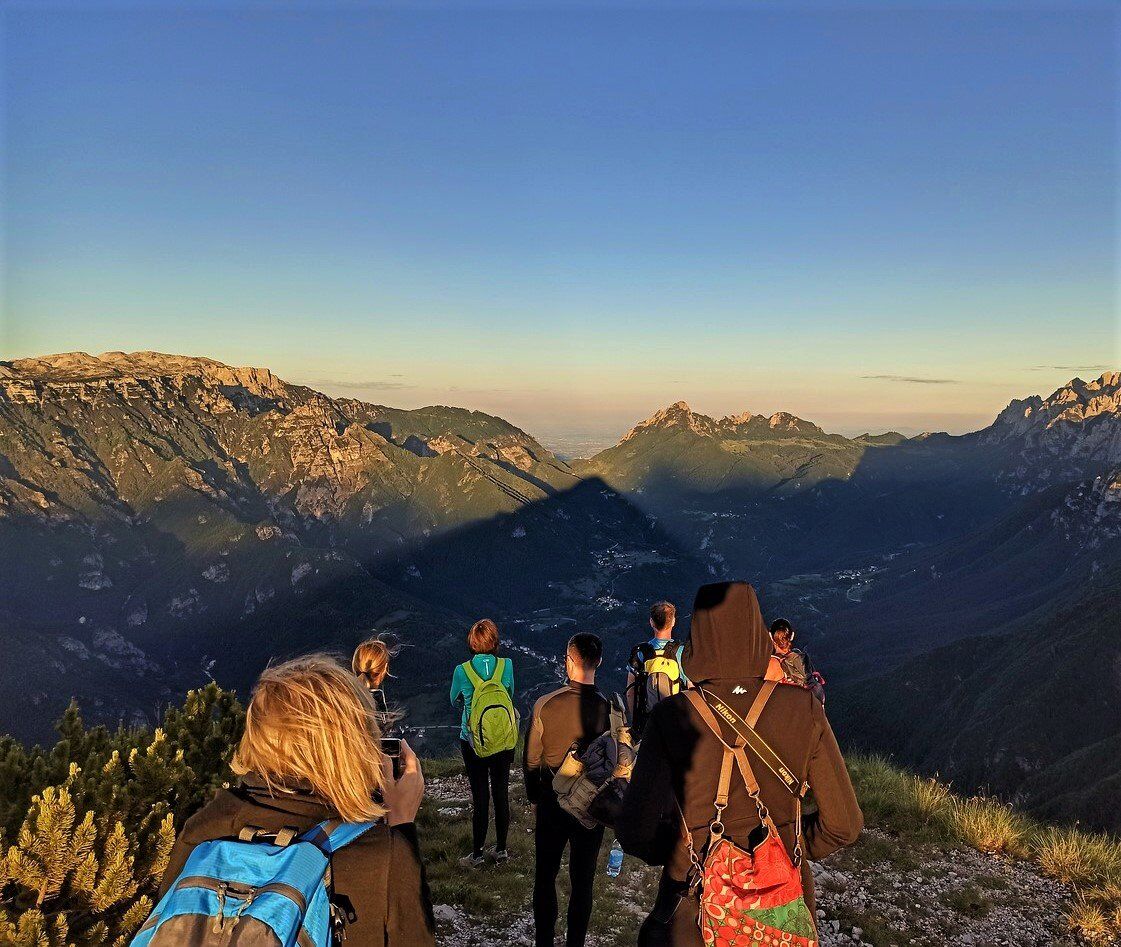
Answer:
[
  {"left": 232, "top": 654, "right": 387, "bottom": 822},
  {"left": 352, "top": 636, "right": 394, "bottom": 689}
]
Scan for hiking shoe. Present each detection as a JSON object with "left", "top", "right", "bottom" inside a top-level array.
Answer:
[
  {"left": 458, "top": 852, "right": 486, "bottom": 868},
  {"left": 490, "top": 848, "right": 512, "bottom": 864}
]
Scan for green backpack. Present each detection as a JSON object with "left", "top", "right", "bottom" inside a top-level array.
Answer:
[{"left": 464, "top": 658, "right": 519, "bottom": 757}]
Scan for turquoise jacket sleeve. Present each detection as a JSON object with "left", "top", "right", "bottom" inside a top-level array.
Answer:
[
  {"left": 503, "top": 657, "right": 514, "bottom": 696},
  {"left": 450, "top": 664, "right": 466, "bottom": 706}
]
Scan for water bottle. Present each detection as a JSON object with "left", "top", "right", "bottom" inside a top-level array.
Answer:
[{"left": 606, "top": 840, "right": 624, "bottom": 877}]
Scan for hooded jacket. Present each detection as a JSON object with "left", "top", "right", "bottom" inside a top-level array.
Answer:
[
  {"left": 616, "top": 582, "right": 862, "bottom": 918},
  {"left": 157, "top": 776, "right": 436, "bottom": 947}
]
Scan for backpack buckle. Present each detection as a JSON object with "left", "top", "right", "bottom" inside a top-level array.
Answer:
[
  {"left": 212, "top": 883, "right": 228, "bottom": 934},
  {"left": 331, "top": 902, "right": 348, "bottom": 943}
]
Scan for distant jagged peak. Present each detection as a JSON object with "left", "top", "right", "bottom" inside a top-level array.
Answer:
[
  {"left": 766, "top": 411, "right": 822, "bottom": 433},
  {"left": 722, "top": 410, "right": 763, "bottom": 426},
  {"left": 620, "top": 401, "right": 831, "bottom": 444},
  {"left": 621, "top": 401, "right": 718, "bottom": 441},
  {"left": 992, "top": 371, "right": 1121, "bottom": 436},
  {"left": 5, "top": 350, "right": 288, "bottom": 398},
  {"left": 720, "top": 409, "right": 821, "bottom": 434}
]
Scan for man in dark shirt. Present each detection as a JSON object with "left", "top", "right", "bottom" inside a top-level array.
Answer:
[{"left": 523, "top": 633, "right": 611, "bottom": 947}]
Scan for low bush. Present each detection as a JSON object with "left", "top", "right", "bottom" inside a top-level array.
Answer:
[{"left": 0, "top": 686, "right": 244, "bottom": 947}]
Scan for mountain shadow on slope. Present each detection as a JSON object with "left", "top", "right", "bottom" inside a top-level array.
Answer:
[{"left": 825, "top": 494, "right": 1121, "bottom": 832}]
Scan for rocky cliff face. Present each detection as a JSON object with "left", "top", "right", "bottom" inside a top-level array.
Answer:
[
  {"left": 984, "top": 373, "right": 1121, "bottom": 488},
  {"left": 0, "top": 352, "right": 590, "bottom": 739},
  {"left": 0, "top": 352, "right": 695, "bottom": 742},
  {"left": 0, "top": 351, "right": 570, "bottom": 525}
]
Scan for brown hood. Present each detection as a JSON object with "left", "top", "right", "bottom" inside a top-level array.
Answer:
[{"left": 682, "top": 582, "right": 772, "bottom": 683}]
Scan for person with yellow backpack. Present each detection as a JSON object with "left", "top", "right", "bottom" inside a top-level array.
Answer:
[
  {"left": 450, "top": 619, "right": 519, "bottom": 868},
  {"left": 627, "top": 601, "right": 689, "bottom": 739}
]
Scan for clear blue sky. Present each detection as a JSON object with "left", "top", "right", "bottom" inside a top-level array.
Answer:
[{"left": 1, "top": 2, "right": 1117, "bottom": 445}]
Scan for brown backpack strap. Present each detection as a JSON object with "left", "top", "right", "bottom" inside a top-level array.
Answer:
[
  {"left": 698, "top": 687, "right": 809, "bottom": 798},
  {"left": 747, "top": 680, "right": 778, "bottom": 728},
  {"left": 714, "top": 744, "right": 735, "bottom": 811},
  {"left": 692, "top": 686, "right": 808, "bottom": 866},
  {"left": 737, "top": 690, "right": 806, "bottom": 866},
  {"left": 686, "top": 690, "right": 726, "bottom": 741}
]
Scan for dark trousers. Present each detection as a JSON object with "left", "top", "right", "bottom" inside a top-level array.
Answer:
[
  {"left": 637, "top": 883, "right": 701, "bottom": 947},
  {"left": 459, "top": 739, "right": 513, "bottom": 856},
  {"left": 533, "top": 794, "right": 605, "bottom": 947}
]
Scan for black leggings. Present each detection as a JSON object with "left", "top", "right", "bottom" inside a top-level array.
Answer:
[
  {"left": 533, "top": 794, "right": 605, "bottom": 947},
  {"left": 460, "top": 739, "right": 513, "bottom": 856}
]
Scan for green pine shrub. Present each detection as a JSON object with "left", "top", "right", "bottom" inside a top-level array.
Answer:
[{"left": 0, "top": 685, "right": 243, "bottom": 946}]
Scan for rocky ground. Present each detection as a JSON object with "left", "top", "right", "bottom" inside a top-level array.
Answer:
[
  {"left": 814, "top": 829, "right": 1077, "bottom": 947},
  {"left": 423, "top": 775, "right": 1081, "bottom": 947}
]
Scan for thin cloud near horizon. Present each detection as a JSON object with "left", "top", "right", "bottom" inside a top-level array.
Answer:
[
  {"left": 310, "top": 378, "right": 416, "bottom": 391},
  {"left": 1030, "top": 364, "right": 1112, "bottom": 373},
  {"left": 862, "top": 374, "right": 959, "bottom": 385}
]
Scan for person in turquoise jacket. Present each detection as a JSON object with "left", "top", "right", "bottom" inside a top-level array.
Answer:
[{"left": 450, "top": 619, "right": 515, "bottom": 867}]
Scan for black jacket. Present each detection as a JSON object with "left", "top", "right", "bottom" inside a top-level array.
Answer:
[{"left": 158, "top": 776, "right": 436, "bottom": 947}]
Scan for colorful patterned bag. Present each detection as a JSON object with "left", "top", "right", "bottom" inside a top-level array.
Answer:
[{"left": 679, "top": 683, "right": 818, "bottom": 947}]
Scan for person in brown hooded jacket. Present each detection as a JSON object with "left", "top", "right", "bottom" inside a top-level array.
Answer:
[{"left": 616, "top": 582, "right": 863, "bottom": 946}]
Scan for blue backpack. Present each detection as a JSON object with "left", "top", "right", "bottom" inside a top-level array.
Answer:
[{"left": 132, "top": 819, "right": 377, "bottom": 947}]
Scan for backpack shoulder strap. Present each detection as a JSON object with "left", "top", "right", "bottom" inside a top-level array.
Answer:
[
  {"left": 747, "top": 679, "right": 778, "bottom": 728},
  {"left": 685, "top": 690, "right": 731, "bottom": 748},
  {"left": 299, "top": 819, "right": 378, "bottom": 855},
  {"left": 489, "top": 657, "right": 506, "bottom": 684},
  {"left": 608, "top": 700, "right": 625, "bottom": 736},
  {"left": 462, "top": 659, "right": 484, "bottom": 690},
  {"left": 697, "top": 687, "right": 808, "bottom": 799}
]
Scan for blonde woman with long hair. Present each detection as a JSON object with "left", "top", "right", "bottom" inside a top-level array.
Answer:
[{"left": 156, "top": 654, "right": 435, "bottom": 946}]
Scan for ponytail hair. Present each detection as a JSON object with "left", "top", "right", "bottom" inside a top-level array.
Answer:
[{"left": 352, "top": 636, "right": 395, "bottom": 689}]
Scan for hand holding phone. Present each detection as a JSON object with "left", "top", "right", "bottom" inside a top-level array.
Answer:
[
  {"left": 382, "top": 740, "right": 424, "bottom": 826},
  {"left": 380, "top": 736, "right": 403, "bottom": 778}
]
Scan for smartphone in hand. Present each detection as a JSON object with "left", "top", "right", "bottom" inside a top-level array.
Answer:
[{"left": 381, "top": 737, "right": 403, "bottom": 778}]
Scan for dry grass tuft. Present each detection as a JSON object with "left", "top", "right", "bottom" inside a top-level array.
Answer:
[
  {"left": 1033, "top": 827, "right": 1121, "bottom": 886},
  {"left": 911, "top": 774, "right": 952, "bottom": 824},
  {"left": 948, "top": 796, "right": 1031, "bottom": 858},
  {"left": 1067, "top": 897, "right": 1113, "bottom": 945}
]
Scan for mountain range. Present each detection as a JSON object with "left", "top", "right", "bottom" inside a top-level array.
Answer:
[{"left": 1, "top": 352, "right": 1118, "bottom": 830}]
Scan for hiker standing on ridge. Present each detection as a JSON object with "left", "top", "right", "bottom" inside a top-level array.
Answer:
[
  {"left": 450, "top": 619, "right": 519, "bottom": 867},
  {"left": 766, "top": 617, "right": 808, "bottom": 684},
  {"left": 354, "top": 635, "right": 398, "bottom": 731},
  {"left": 617, "top": 582, "right": 862, "bottom": 947},
  {"left": 768, "top": 618, "right": 826, "bottom": 703},
  {"left": 523, "top": 633, "right": 611, "bottom": 947},
  {"left": 628, "top": 600, "right": 689, "bottom": 738}
]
